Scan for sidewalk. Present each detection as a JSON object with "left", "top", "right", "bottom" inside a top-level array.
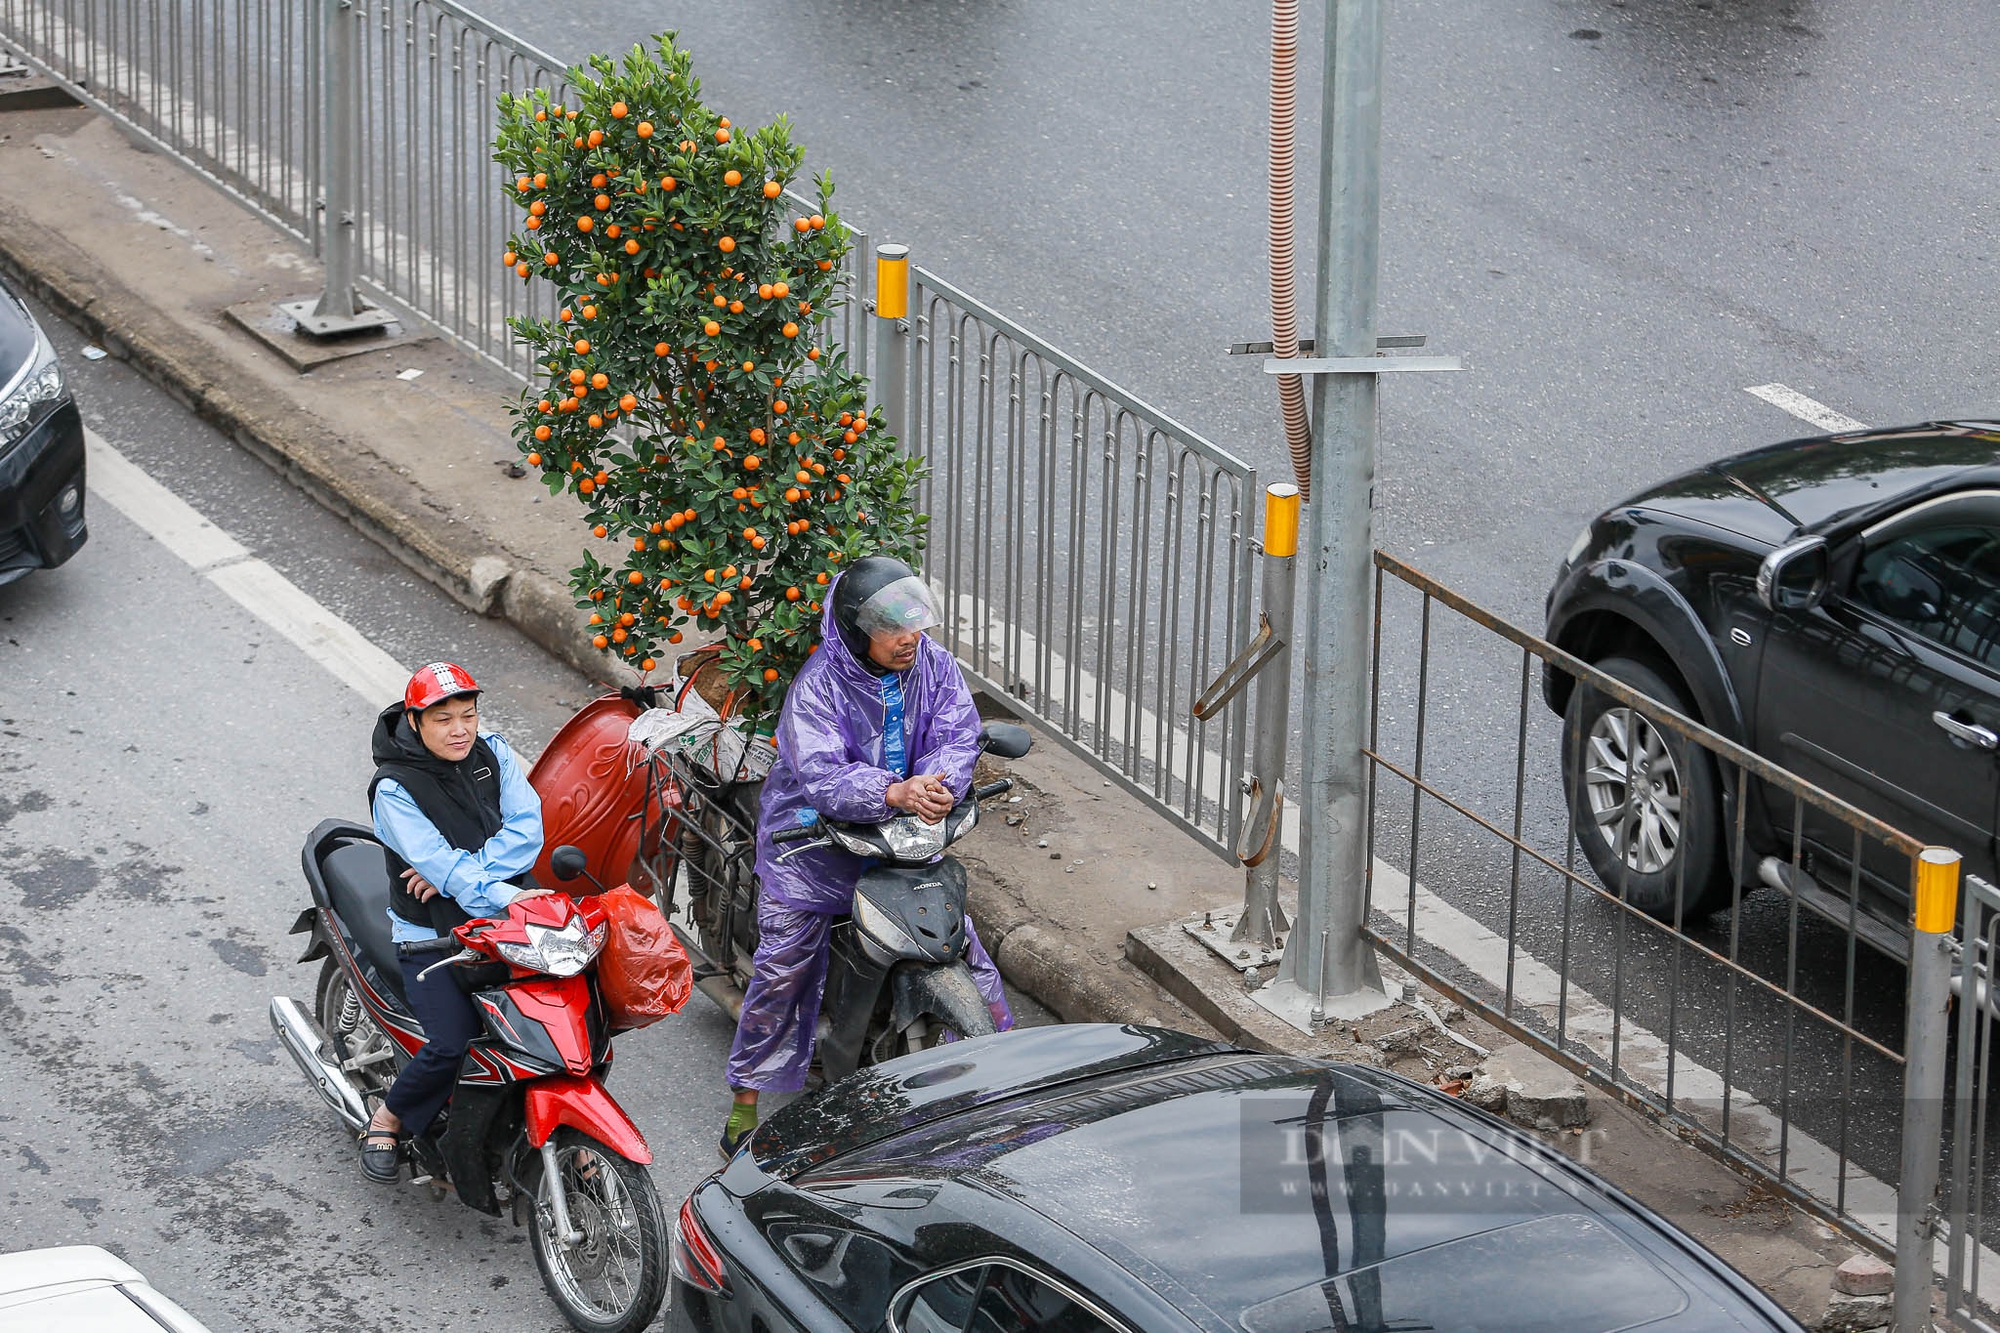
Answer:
[{"left": 0, "top": 97, "right": 1877, "bottom": 1328}]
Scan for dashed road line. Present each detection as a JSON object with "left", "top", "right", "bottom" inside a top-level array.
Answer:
[
  {"left": 84, "top": 429, "right": 409, "bottom": 705},
  {"left": 1744, "top": 383, "right": 1870, "bottom": 433}
]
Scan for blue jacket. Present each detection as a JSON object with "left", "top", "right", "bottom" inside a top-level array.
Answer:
[{"left": 372, "top": 732, "right": 543, "bottom": 943}]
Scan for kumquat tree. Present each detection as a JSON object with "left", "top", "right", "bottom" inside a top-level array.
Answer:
[{"left": 494, "top": 34, "right": 924, "bottom": 723}]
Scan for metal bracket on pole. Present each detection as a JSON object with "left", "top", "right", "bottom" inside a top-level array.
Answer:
[
  {"left": 1262, "top": 355, "right": 1463, "bottom": 375},
  {"left": 1236, "top": 778, "right": 1283, "bottom": 868},
  {"left": 1227, "top": 334, "right": 1429, "bottom": 354},
  {"left": 1193, "top": 614, "right": 1282, "bottom": 721}
]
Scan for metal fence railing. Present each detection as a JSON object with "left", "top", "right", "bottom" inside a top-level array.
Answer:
[
  {"left": 900, "top": 267, "right": 1261, "bottom": 860},
  {"left": 1946, "top": 873, "right": 2000, "bottom": 1330},
  {"left": 1362, "top": 550, "right": 1937, "bottom": 1253},
  {"left": 347, "top": 0, "right": 572, "bottom": 377},
  {"left": 0, "top": 0, "right": 323, "bottom": 243}
]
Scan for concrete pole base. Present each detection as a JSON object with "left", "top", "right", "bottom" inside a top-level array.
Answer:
[{"left": 1253, "top": 975, "right": 1394, "bottom": 1033}]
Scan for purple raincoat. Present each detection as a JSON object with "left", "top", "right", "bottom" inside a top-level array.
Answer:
[
  {"left": 753, "top": 592, "right": 984, "bottom": 911},
  {"left": 727, "top": 587, "right": 1012, "bottom": 1093}
]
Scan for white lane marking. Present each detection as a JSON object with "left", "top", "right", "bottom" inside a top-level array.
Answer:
[
  {"left": 1744, "top": 383, "right": 1869, "bottom": 433},
  {"left": 205, "top": 559, "right": 410, "bottom": 705},
  {"left": 82, "top": 432, "right": 248, "bottom": 570},
  {"left": 84, "top": 430, "right": 409, "bottom": 705}
]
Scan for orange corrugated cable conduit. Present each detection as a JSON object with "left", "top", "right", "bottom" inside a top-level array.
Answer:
[{"left": 1268, "top": 0, "right": 1314, "bottom": 498}]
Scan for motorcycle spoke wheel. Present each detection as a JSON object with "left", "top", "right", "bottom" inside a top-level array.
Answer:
[
  {"left": 531, "top": 1129, "right": 668, "bottom": 1333},
  {"left": 315, "top": 958, "right": 395, "bottom": 1099}
]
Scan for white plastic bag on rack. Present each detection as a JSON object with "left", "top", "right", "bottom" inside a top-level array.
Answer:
[
  {"left": 627, "top": 695, "right": 719, "bottom": 758},
  {"left": 626, "top": 673, "right": 778, "bottom": 784}
]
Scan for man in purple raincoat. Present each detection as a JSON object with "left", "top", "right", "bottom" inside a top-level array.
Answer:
[{"left": 721, "top": 555, "right": 1013, "bottom": 1156}]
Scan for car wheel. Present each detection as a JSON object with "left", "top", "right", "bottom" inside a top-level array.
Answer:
[{"left": 1562, "top": 655, "right": 1730, "bottom": 922}]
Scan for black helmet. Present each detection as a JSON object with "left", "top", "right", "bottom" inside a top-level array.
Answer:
[{"left": 831, "top": 555, "right": 940, "bottom": 666}]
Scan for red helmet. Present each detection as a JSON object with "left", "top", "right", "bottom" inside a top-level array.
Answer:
[{"left": 404, "top": 661, "right": 482, "bottom": 712}]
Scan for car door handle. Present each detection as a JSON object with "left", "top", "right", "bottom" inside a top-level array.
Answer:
[{"left": 1932, "top": 711, "right": 2000, "bottom": 750}]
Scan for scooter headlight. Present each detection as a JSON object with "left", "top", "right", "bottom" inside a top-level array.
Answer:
[
  {"left": 877, "top": 815, "right": 946, "bottom": 861},
  {"left": 496, "top": 916, "right": 607, "bottom": 977},
  {"left": 852, "top": 893, "right": 920, "bottom": 957}
]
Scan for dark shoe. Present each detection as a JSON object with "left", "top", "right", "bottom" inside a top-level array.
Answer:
[
  {"left": 359, "top": 1126, "right": 402, "bottom": 1183},
  {"left": 719, "top": 1123, "right": 751, "bottom": 1162}
]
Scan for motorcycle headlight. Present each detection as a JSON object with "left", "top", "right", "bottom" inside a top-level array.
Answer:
[
  {"left": 496, "top": 916, "right": 607, "bottom": 978},
  {"left": 0, "top": 325, "right": 65, "bottom": 446},
  {"left": 877, "top": 815, "right": 946, "bottom": 861},
  {"left": 853, "top": 892, "right": 920, "bottom": 957}
]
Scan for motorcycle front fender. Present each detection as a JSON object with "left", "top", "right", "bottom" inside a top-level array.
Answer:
[
  {"left": 891, "top": 960, "right": 995, "bottom": 1039},
  {"left": 523, "top": 1074, "right": 652, "bottom": 1163}
]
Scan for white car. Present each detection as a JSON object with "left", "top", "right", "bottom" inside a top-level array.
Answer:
[{"left": 0, "top": 1247, "right": 214, "bottom": 1332}]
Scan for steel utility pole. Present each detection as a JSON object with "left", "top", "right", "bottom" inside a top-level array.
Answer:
[{"left": 1264, "top": 0, "right": 1391, "bottom": 1024}]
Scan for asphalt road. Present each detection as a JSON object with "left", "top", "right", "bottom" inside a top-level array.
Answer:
[{"left": 0, "top": 292, "right": 1046, "bottom": 1332}]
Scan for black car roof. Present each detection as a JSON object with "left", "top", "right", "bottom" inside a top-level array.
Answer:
[{"left": 778, "top": 1035, "right": 1800, "bottom": 1333}]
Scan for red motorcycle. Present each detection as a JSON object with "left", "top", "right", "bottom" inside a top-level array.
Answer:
[{"left": 270, "top": 821, "right": 668, "bottom": 1333}]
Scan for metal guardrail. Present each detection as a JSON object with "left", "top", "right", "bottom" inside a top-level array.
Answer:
[
  {"left": 0, "top": 0, "right": 323, "bottom": 243},
  {"left": 1363, "top": 550, "right": 1937, "bottom": 1255},
  {"left": 897, "top": 266, "right": 1261, "bottom": 860},
  {"left": 1947, "top": 872, "right": 2000, "bottom": 1331}
]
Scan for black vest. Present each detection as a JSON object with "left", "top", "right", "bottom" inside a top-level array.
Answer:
[{"left": 369, "top": 735, "right": 524, "bottom": 932}]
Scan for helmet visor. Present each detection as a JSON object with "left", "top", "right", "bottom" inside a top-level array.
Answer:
[{"left": 853, "top": 575, "right": 942, "bottom": 639}]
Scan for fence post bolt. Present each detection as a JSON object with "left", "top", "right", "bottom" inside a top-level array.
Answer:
[
  {"left": 874, "top": 244, "right": 911, "bottom": 453},
  {"left": 1895, "top": 845, "right": 1959, "bottom": 1333},
  {"left": 1233, "top": 483, "right": 1300, "bottom": 951},
  {"left": 282, "top": 0, "right": 394, "bottom": 340}
]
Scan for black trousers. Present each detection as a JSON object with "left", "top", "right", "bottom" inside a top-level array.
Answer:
[{"left": 383, "top": 955, "right": 483, "bottom": 1138}]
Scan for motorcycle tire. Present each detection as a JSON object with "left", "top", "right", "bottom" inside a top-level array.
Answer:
[{"left": 529, "top": 1127, "right": 670, "bottom": 1333}]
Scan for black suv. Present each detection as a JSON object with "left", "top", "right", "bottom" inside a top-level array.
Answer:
[
  {"left": 1545, "top": 422, "right": 2000, "bottom": 940},
  {"left": 0, "top": 277, "right": 84, "bottom": 585}
]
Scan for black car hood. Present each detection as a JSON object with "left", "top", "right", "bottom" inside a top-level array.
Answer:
[
  {"left": 1615, "top": 424, "right": 2000, "bottom": 545},
  {"left": 0, "top": 285, "right": 39, "bottom": 389}
]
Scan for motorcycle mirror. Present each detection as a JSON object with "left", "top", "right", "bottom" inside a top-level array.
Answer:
[
  {"left": 550, "top": 845, "right": 590, "bottom": 882},
  {"left": 979, "top": 722, "right": 1032, "bottom": 760}
]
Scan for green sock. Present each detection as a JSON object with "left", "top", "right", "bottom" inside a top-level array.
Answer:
[{"left": 726, "top": 1102, "right": 757, "bottom": 1139}]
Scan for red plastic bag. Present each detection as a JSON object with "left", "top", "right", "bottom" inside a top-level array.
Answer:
[{"left": 596, "top": 886, "right": 693, "bottom": 1030}]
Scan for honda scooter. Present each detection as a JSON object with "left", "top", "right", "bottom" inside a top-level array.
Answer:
[
  {"left": 270, "top": 822, "right": 668, "bottom": 1333},
  {"left": 679, "top": 722, "right": 1032, "bottom": 1076}
]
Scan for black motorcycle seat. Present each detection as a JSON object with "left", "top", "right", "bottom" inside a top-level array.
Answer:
[{"left": 322, "top": 840, "right": 405, "bottom": 990}]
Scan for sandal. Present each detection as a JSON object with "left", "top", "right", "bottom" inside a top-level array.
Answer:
[{"left": 359, "top": 1126, "right": 402, "bottom": 1184}]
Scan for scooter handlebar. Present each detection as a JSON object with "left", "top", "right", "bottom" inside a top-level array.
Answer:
[
  {"left": 973, "top": 779, "right": 1013, "bottom": 801},
  {"left": 772, "top": 822, "right": 821, "bottom": 845}
]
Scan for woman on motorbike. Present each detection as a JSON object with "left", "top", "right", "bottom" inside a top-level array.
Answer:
[
  {"left": 357, "top": 661, "right": 548, "bottom": 1182},
  {"left": 721, "top": 556, "right": 1013, "bottom": 1157}
]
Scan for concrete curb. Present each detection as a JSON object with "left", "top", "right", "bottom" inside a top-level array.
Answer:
[{"left": 0, "top": 200, "right": 622, "bottom": 689}]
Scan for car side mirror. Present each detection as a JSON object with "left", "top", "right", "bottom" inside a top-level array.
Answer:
[
  {"left": 549, "top": 845, "right": 590, "bottom": 883},
  {"left": 979, "top": 722, "right": 1032, "bottom": 759},
  {"left": 1757, "top": 537, "right": 1830, "bottom": 613}
]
